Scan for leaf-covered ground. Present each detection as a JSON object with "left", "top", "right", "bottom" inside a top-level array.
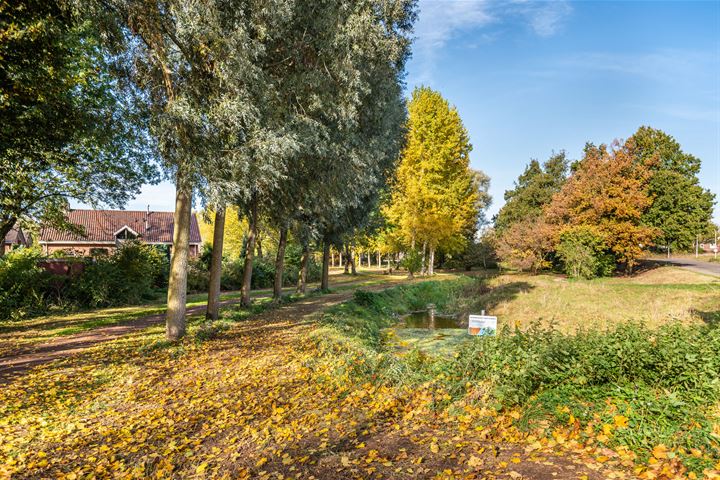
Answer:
[
  {"left": 0, "top": 284, "right": 625, "bottom": 479},
  {"left": 1, "top": 275, "right": 718, "bottom": 479}
]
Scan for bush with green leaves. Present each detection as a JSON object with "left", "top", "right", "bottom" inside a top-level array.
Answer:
[
  {"left": 0, "top": 247, "right": 52, "bottom": 320},
  {"left": 556, "top": 225, "right": 615, "bottom": 278},
  {"left": 219, "top": 247, "right": 322, "bottom": 292},
  {"left": 73, "top": 241, "right": 168, "bottom": 307},
  {"left": 186, "top": 258, "right": 210, "bottom": 293},
  {"left": 401, "top": 249, "right": 423, "bottom": 276}
]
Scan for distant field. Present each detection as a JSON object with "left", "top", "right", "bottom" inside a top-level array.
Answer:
[{"left": 453, "top": 266, "right": 719, "bottom": 333}]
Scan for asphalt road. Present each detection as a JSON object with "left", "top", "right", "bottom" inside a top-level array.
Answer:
[{"left": 654, "top": 257, "right": 720, "bottom": 277}]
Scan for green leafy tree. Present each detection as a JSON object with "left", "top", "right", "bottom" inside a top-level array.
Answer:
[
  {"left": 306, "top": 0, "right": 415, "bottom": 289},
  {"left": 91, "top": 0, "right": 263, "bottom": 339},
  {"left": 494, "top": 152, "right": 568, "bottom": 231},
  {"left": 630, "top": 127, "right": 716, "bottom": 253},
  {"left": 0, "top": 0, "right": 155, "bottom": 242},
  {"left": 556, "top": 225, "right": 615, "bottom": 278}
]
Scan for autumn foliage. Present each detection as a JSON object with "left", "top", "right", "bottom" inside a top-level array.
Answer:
[
  {"left": 545, "top": 140, "right": 659, "bottom": 274},
  {"left": 492, "top": 128, "right": 709, "bottom": 276}
]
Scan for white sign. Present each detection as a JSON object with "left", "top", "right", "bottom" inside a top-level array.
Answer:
[{"left": 468, "top": 314, "right": 497, "bottom": 336}]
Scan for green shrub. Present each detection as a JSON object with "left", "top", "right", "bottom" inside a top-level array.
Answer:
[
  {"left": 73, "top": 242, "right": 167, "bottom": 307},
  {"left": 401, "top": 250, "right": 422, "bottom": 276},
  {"left": 556, "top": 225, "right": 615, "bottom": 278},
  {"left": 457, "top": 323, "right": 720, "bottom": 406},
  {"left": 186, "top": 258, "right": 210, "bottom": 293},
  {"left": 0, "top": 247, "right": 52, "bottom": 320},
  {"left": 219, "top": 251, "right": 321, "bottom": 292}
]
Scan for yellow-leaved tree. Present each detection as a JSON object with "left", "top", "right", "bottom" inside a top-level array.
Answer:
[{"left": 385, "top": 87, "right": 481, "bottom": 274}]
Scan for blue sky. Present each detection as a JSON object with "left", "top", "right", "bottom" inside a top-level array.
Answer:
[
  {"left": 91, "top": 0, "right": 720, "bottom": 223},
  {"left": 406, "top": 0, "right": 720, "bottom": 223}
]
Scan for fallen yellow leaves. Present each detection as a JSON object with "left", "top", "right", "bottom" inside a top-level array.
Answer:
[
  {"left": 0, "top": 299, "right": 710, "bottom": 480},
  {"left": 614, "top": 415, "right": 628, "bottom": 428}
]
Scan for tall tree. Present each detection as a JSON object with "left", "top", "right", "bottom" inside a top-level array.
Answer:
[
  {"left": 92, "top": 0, "right": 261, "bottom": 339},
  {"left": 385, "top": 87, "right": 483, "bottom": 274},
  {"left": 305, "top": 0, "right": 416, "bottom": 288},
  {"left": 197, "top": 206, "right": 248, "bottom": 259},
  {"left": 205, "top": 206, "right": 225, "bottom": 320},
  {"left": 0, "top": 0, "right": 155, "bottom": 241},
  {"left": 494, "top": 152, "right": 568, "bottom": 232},
  {"left": 630, "top": 126, "right": 715, "bottom": 253},
  {"left": 546, "top": 140, "right": 658, "bottom": 274}
]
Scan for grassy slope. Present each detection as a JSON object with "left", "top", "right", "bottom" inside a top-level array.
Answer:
[
  {"left": 454, "top": 266, "right": 719, "bottom": 333},
  {"left": 313, "top": 272, "right": 720, "bottom": 477}
]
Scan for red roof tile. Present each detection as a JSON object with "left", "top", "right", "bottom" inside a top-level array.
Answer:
[{"left": 39, "top": 210, "right": 202, "bottom": 244}]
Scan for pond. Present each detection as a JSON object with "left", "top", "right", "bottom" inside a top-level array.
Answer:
[{"left": 401, "top": 307, "right": 465, "bottom": 329}]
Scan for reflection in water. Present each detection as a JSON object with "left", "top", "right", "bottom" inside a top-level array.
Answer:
[{"left": 402, "top": 308, "right": 464, "bottom": 329}]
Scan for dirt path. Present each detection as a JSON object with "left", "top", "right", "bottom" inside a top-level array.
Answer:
[{"left": 0, "top": 279, "right": 391, "bottom": 383}]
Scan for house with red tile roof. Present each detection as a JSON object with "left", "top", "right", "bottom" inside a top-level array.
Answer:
[
  {"left": 38, "top": 209, "right": 203, "bottom": 257},
  {"left": 2, "top": 226, "right": 29, "bottom": 255}
]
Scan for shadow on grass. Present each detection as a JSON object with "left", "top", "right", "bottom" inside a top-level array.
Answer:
[
  {"left": 692, "top": 309, "right": 720, "bottom": 326},
  {"left": 456, "top": 276, "right": 534, "bottom": 315}
]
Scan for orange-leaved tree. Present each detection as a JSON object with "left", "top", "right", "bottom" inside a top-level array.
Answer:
[{"left": 545, "top": 140, "right": 659, "bottom": 274}]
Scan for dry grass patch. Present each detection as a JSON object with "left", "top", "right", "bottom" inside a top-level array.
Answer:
[{"left": 456, "top": 266, "right": 719, "bottom": 333}]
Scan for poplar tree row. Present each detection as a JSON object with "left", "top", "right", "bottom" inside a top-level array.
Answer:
[{"left": 82, "top": 0, "right": 416, "bottom": 340}]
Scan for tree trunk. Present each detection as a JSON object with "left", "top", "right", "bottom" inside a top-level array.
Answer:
[
  {"left": 256, "top": 234, "right": 263, "bottom": 258},
  {"left": 273, "top": 226, "right": 288, "bottom": 301},
  {"left": 367, "top": 253, "right": 371, "bottom": 268},
  {"left": 240, "top": 199, "right": 258, "bottom": 307},
  {"left": 428, "top": 246, "right": 435, "bottom": 275},
  {"left": 339, "top": 251, "right": 343, "bottom": 268},
  {"left": 420, "top": 240, "right": 427, "bottom": 275},
  {"left": 377, "top": 251, "right": 381, "bottom": 267},
  {"left": 343, "top": 245, "right": 350, "bottom": 274},
  {"left": 166, "top": 181, "right": 192, "bottom": 341},
  {"left": 321, "top": 241, "right": 330, "bottom": 290},
  {"left": 331, "top": 251, "right": 335, "bottom": 268},
  {"left": 350, "top": 248, "right": 357, "bottom": 275},
  {"left": 297, "top": 244, "right": 309, "bottom": 294},
  {"left": 206, "top": 206, "right": 226, "bottom": 321}
]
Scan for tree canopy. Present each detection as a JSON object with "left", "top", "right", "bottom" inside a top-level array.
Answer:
[
  {"left": 494, "top": 152, "right": 568, "bottom": 232},
  {"left": 384, "top": 87, "right": 486, "bottom": 273},
  {"left": 631, "top": 126, "right": 715, "bottom": 252},
  {"left": 0, "top": 0, "right": 156, "bottom": 241}
]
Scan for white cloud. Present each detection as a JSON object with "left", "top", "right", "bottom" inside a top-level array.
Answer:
[
  {"left": 513, "top": 1, "right": 573, "bottom": 37},
  {"left": 410, "top": 0, "right": 494, "bottom": 84},
  {"left": 410, "top": 0, "right": 572, "bottom": 85}
]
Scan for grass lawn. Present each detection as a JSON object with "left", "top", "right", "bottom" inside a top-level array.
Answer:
[{"left": 0, "top": 270, "right": 404, "bottom": 357}]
